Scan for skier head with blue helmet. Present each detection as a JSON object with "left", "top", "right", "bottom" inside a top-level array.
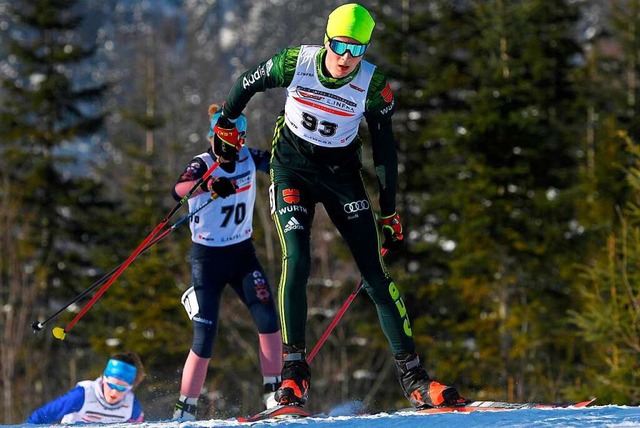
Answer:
[
  {"left": 102, "top": 352, "right": 145, "bottom": 404},
  {"left": 27, "top": 352, "right": 146, "bottom": 424}
]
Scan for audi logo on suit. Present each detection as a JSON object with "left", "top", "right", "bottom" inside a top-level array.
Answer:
[{"left": 343, "top": 200, "right": 370, "bottom": 213}]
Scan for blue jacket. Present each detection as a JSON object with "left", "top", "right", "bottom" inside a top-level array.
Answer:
[{"left": 27, "top": 378, "right": 143, "bottom": 424}]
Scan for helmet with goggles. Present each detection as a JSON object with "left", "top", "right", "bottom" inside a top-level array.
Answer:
[{"left": 324, "top": 3, "right": 375, "bottom": 45}]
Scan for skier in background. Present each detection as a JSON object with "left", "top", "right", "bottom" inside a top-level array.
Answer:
[
  {"left": 172, "top": 104, "right": 282, "bottom": 421},
  {"left": 27, "top": 352, "right": 145, "bottom": 424},
  {"left": 212, "top": 3, "right": 465, "bottom": 409}
]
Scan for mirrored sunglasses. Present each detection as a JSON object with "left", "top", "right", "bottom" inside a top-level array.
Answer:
[
  {"left": 104, "top": 379, "right": 132, "bottom": 393},
  {"left": 327, "top": 37, "right": 368, "bottom": 57}
]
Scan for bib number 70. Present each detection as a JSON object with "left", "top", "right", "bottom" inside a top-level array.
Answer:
[
  {"left": 221, "top": 203, "right": 246, "bottom": 227},
  {"left": 302, "top": 112, "right": 337, "bottom": 137},
  {"left": 192, "top": 203, "right": 246, "bottom": 227}
]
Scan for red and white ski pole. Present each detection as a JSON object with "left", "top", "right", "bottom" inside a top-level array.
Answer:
[
  {"left": 32, "top": 192, "right": 218, "bottom": 333},
  {"left": 51, "top": 162, "right": 220, "bottom": 340}
]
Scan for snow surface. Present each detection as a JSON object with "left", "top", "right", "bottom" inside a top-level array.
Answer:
[{"left": 8, "top": 404, "right": 640, "bottom": 428}]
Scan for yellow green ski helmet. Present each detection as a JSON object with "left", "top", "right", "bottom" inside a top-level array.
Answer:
[{"left": 324, "top": 3, "right": 375, "bottom": 44}]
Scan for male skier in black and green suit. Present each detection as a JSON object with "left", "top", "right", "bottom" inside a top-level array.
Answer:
[{"left": 213, "top": 3, "right": 464, "bottom": 409}]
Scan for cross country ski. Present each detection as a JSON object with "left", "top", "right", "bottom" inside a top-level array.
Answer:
[
  {"left": 237, "top": 398, "right": 597, "bottom": 422},
  {"left": 237, "top": 404, "right": 312, "bottom": 422},
  {"left": 409, "top": 397, "right": 597, "bottom": 414}
]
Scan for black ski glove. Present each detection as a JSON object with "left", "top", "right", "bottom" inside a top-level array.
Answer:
[
  {"left": 201, "top": 176, "right": 237, "bottom": 198},
  {"left": 212, "top": 114, "right": 243, "bottom": 162},
  {"left": 216, "top": 114, "right": 234, "bottom": 130}
]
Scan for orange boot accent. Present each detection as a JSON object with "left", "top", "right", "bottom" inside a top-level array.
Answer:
[
  {"left": 281, "top": 380, "right": 303, "bottom": 400},
  {"left": 276, "top": 379, "right": 309, "bottom": 404},
  {"left": 428, "top": 381, "right": 449, "bottom": 406},
  {"left": 410, "top": 390, "right": 426, "bottom": 406}
]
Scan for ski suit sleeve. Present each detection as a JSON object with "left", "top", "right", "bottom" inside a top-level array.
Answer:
[
  {"left": 129, "top": 396, "right": 144, "bottom": 422},
  {"left": 222, "top": 47, "right": 300, "bottom": 120},
  {"left": 364, "top": 71, "right": 398, "bottom": 217},
  {"left": 248, "top": 147, "right": 271, "bottom": 175},
  {"left": 26, "top": 386, "right": 85, "bottom": 424},
  {"left": 172, "top": 156, "right": 210, "bottom": 201}
]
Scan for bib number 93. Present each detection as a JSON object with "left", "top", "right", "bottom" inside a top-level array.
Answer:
[{"left": 302, "top": 112, "right": 337, "bottom": 137}]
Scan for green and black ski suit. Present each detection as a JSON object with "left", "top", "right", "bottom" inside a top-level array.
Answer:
[{"left": 222, "top": 45, "right": 415, "bottom": 357}]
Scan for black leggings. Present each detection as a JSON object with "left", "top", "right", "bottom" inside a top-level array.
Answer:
[{"left": 189, "top": 239, "right": 279, "bottom": 357}]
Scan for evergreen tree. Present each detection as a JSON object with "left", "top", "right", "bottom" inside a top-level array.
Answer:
[
  {"left": 374, "top": 0, "right": 588, "bottom": 401},
  {"left": 568, "top": 0, "right": 640, "bottom": 404},
  {"left": 570, "top": 132, "right": 640, "bottom": 404},
  {"left": 572, "top": 0, "right": 639, "bottom": 236},
  {"left": 74, "top": 3, "right": 201, "bottom": 417},
  {"left": 0, "top": 0, "right": 111, "bottom": 420}
]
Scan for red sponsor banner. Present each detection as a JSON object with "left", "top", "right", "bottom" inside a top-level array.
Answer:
[{"left": 292, "top": 96, "right": 354, "bottom": 117}]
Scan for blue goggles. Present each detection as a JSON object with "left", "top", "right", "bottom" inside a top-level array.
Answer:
[
  {"left": 327, "top": 37, "right": 368, "bottom": 57},
  {"left": 104, "top": 378, "right": 132, "bottom": 393}
]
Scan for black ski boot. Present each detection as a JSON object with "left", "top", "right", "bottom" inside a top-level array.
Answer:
[
  {"left": 274, "top": 343, "right": 310, "bottom": 406},
  {"left": 395, "top": 353, "right": 463, "bottom": 408}
]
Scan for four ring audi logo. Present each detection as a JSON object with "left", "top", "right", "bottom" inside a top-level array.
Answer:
[{"left": 343, "top": 200, "right": 370, "bottom": 213}]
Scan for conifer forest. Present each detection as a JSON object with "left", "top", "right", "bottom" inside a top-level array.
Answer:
[{"left": 1, "top": 0, "right": 639, "bottom": 423}]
